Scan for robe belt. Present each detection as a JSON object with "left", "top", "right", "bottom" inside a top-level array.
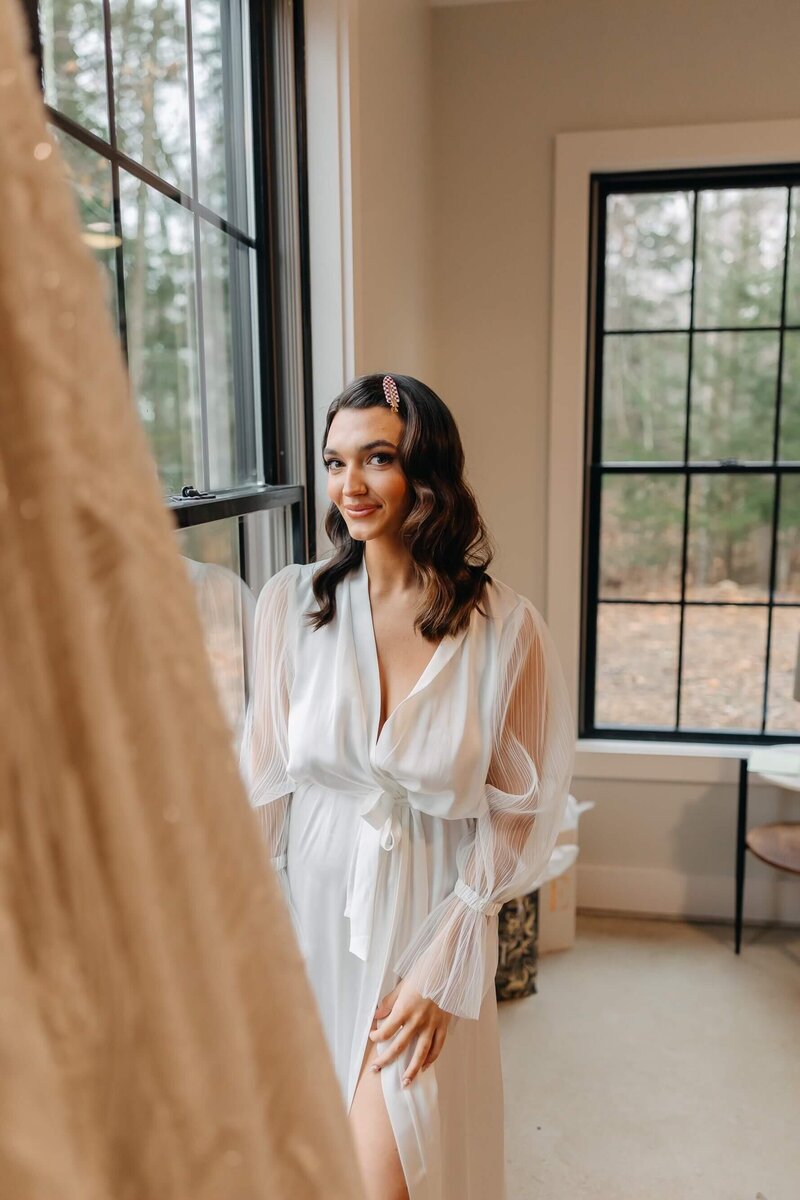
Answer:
[{"left": 345, "top": 784, "right": 407, "bottom": 961}]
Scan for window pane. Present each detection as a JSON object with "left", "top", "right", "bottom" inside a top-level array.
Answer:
[
  {"left": 766, "top": 608, "right": 800, "bottom": 733},
  {"left": 53, "top": 127, "right": 118, "bottom": 324},
  {"left": 175, "top": 506, "right": 298, "bottom": 746},
  {"left": 689, "top": 330, "right": 779, "bottom": 461},
  {"left": 686, "top": 474, "right": 774, "bottom": 601},
  {"left": 201, "top": 220, "right": 259, "bottom": 490},
  {"left": 602, "top": 333, "right": 688, "bottom": 462},
  {"left": 783, "top": 188, "right": 800, "bottom": 326},
  {"left": 110, "top": 0, "right": 192, "bottom": 193},
  {"left": 595, "top": 603, "right": 679, "bottom": 728},
  {"left": 600, "top": 475, "right": 684, "bottom": 600},
  {"left": 119, "top": 170, "right": 202, "bottom": 493},
  {"left": 192, "top": 0, "right": 254, "bottom": 231},
  {"left": 243, "top": 506, "right": 297, "bottom": 597},
  {"left": 177, "top": 515, "right": 240, "bottom": 573},
  {"left": 694, "top": 188, "right": 788, "bottom": 329},
  {"left": 776, "top": 474, "right": 800, "bottom": 602},
  {"left": 680, "top": 606, "right": 767, "bottom": 731},
  {"left": 779, "top": 330, "right": 800, "bottom": 461},
  {"left": 41, "top": 0, "right": 109, "bottom": 138},
  {"left": 177, "top": 517, "right": 253, "bottom": 752},
  {"left": 604, "top": 191, "right": 693, "bottom": 332}
]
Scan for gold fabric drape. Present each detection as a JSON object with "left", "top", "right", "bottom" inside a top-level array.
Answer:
[{"left": 0, "top": 3, "right": 363, "bottom": 1196}]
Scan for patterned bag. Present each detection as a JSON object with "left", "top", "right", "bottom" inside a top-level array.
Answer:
[{"left": 494, "top": 890, "right": 539, "bottom": 1001}]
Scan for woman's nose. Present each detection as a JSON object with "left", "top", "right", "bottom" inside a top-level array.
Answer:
[{"left": 343, "top": 464, "right": 367, "bottom": 494}]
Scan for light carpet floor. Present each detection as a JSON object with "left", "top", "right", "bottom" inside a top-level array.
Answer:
[{"left": 499, "top": 914, "right": 800, "bottom": 1200}]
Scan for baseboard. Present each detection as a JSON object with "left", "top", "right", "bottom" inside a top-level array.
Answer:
[{"left": 577, "top": 863, "right": 800, "bottom": 926}]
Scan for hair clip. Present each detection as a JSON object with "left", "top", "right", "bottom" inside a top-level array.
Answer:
[{"left": 383, "top": 375, "right": 401, "bottom": 414}]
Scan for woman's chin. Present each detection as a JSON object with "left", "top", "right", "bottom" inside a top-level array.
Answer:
[
  {"left": 344, "top": 514, "right": 386, "bottom": 541},
  {"left": 348, "top": 526, "right": 378, "bottom": 541}
]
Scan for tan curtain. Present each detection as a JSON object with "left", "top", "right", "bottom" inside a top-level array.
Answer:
[{"left": 0, "top": 3, "right": 363, "bottom": 1197}]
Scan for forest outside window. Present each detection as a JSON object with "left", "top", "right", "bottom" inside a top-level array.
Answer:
[
  {"left": 583, "top": 168, "right": 800, "bottom": 743},
  {"left": 39, "top": 0, "right": 261, "bottom": 498},
  {"left": 31, "top": 0, "right": 309, "bottom": 747}
]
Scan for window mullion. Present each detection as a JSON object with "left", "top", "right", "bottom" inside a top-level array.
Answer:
[
  {"left": 222, "top": 0, "right": 257, "bottom": 487},
  {"left": 674, "top": 189, "right": 699, "bottom": 731},
  {"left": 582, "top": 177, "right": 606, "bottom": 737},
  {"left": 760, "top": 186, "right": 794, "bottom": 732},
  {"left": 101, "top": 0, "right": 129, "bottom": 363},
  {"left": 183, "top": 0, "right": 211, "bottom": 493}
]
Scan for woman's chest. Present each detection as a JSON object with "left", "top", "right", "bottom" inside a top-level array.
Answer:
[
  {"left": 370, "top": 605, "right": 441, "bottom": 737},
  {"left": 285, "top": 604, "right": 498, "bottom": 812}
]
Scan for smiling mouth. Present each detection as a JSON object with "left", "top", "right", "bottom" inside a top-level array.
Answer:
[{"left": 345, "top": 505, "right": 378, "bottom": 516}]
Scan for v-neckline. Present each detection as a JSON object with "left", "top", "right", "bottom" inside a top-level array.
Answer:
[{"left": 350, "top": 555, "right": 466, "bottom": 748}]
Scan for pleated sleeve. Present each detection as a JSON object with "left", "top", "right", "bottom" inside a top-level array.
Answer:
[
  {"left": 394, "top": 597, "right": 575, "bottom": 1020},
  {"left": 239, "top": 564, "right": 297, "bottom": 894}
]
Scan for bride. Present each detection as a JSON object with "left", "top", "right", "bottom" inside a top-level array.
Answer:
[{"left": 240, "top": 372, "right": 574, "bottom": 1200}]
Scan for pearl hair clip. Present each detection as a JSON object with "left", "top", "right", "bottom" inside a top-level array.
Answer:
[{"left": 383, "top": 375, "right": 401, "bottom": 414}]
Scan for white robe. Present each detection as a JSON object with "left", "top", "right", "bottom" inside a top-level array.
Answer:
[{"left": 240, "top": 555, "right": 574, "bottom": 1200}]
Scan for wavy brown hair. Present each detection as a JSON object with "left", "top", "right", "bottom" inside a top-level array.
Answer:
[{"left": 307, "top": 373, "right": 495, "bottom": 640}]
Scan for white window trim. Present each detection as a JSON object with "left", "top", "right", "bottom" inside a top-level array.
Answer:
[
  {"left": 548, "top": 118, "right": 800, "bottom": 783},
  {"left": 304, "top": 0, "right": 360, "bottom": 547}
]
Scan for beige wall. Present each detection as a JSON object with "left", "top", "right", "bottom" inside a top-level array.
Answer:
[
  {"left": 306, "top": 0, "right": 434, "bottom": 549},
  {"left": 353, "top": 0, "right": 435, "bottom": 380},
  {"left": 305, "top": 0, "right": 434, "bottom": 544},
  {"left": 430, "top": 0, "right": 800, "bottom": 603}
]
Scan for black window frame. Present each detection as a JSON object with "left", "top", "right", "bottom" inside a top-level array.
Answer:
[
  {"left": 582, "top": 163, "right": 800, "bottom": 746},
  {"left": 26, "top": 0, "right": 314, "bottom": 570}
]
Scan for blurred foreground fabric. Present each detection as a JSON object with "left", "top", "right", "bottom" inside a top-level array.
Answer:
[{"left": 0, "top": 2, "right": 363, "bottom": 1197}]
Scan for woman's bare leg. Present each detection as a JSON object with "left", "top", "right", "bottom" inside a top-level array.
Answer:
[{"left": 349, "top": 1033, "right": 409, "bottom": 1200}]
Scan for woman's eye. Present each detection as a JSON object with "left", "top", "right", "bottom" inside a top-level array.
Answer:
[
  {"left": 370, "top": 453, "right": 393, "bottom": 466},
  {"left": 324, "top": 459, "right": 343, "bottom": 470}
]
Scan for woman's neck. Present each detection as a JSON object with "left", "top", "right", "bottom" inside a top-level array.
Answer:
[{"left": 363, "top": 538, "right": 418, "bottom": 597}]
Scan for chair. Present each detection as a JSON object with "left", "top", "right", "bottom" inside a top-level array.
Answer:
[{"left": 735, "top": 748, "right": 800, "bottom": 953}]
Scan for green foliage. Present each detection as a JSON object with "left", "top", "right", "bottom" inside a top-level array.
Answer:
[{"left": 43, "top": 0, "right": 248, "bottom": 496}]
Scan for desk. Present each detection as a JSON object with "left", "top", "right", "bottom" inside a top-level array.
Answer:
[{"left": 736, "top": 747, "right": 800, "bottom": 953}]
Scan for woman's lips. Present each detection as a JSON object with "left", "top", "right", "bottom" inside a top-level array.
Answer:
[{"left": 345, "top": 505, "right": 378, "bottom": 517}]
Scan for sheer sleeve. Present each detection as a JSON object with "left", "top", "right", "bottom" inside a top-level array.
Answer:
[
  {"left": 239, "top": 565, "right": 297, "bottom": 901},
  {"left": 394, "top": 597, "right": 575, "bottom": 1020}
]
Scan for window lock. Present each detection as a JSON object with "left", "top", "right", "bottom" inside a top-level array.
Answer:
[{"left": 170, "top": 485, "right": 218, "bottom": 501}]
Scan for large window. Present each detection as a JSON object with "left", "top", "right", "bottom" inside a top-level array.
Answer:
[
  {"left": 40, "top": 0, "right": 261, "bottom": 496},
  {"left": 28, "top": 0, "right": 312, "bottom": 744},
  {"left": 31, "top": 0, "right": 310, "bottom": 527},
  {"left": 583, "top": 167, "right": 800, "bottom": 743}
]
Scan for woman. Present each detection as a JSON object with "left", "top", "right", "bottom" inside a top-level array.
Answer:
[{"left": 240, "top": 374, "right": 574, "bottom": 1200}]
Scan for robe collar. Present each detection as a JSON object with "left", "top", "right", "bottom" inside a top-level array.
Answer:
[{"left": 348, "top": 553, "right": 470, "bottom": 751}]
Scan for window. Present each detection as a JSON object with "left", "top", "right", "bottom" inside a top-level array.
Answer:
[
  {"left": 40, "top": 0, "right": 260, "bottom": 494},
  {"left": 583, "top": 166, "right": 800, "bottom": 743},
  {"left": 26, "top": 0, "right": 312, "bottom": 744},
  {"left": 29, "top": 0, "right": 311, "bottom": 563}
]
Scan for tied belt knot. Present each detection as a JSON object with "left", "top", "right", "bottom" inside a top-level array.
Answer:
[{"left": 345, "top": 782, "right": 408, "bottom": 961}]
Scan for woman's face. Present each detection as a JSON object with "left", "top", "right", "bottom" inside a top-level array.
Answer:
[{"left": 323, "top": 406, "right": 410, "bottom": 542}]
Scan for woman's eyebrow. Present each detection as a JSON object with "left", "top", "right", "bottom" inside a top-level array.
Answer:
[{"left": 323, "top": 439, "right": 397, "bottom": 456}]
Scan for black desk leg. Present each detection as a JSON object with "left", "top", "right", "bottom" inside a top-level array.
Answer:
[{"left": 734, "top": 757, "right": 749, "bottom": 955}]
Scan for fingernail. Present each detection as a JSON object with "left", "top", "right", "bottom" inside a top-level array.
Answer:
[
  {"left": 402, "top": 1077, "right": 410, "bottom": 1088},
  {"left": 372, "top": 1064, "right": 381, "bottom": 1073}
]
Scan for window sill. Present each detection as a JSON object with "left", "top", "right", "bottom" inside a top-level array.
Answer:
[
  {"left": 574, "top": 737, "right": 799, "bottom": 786},
  {"left": 168, "top": 484, "right": 303, "bottom": 528}
]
